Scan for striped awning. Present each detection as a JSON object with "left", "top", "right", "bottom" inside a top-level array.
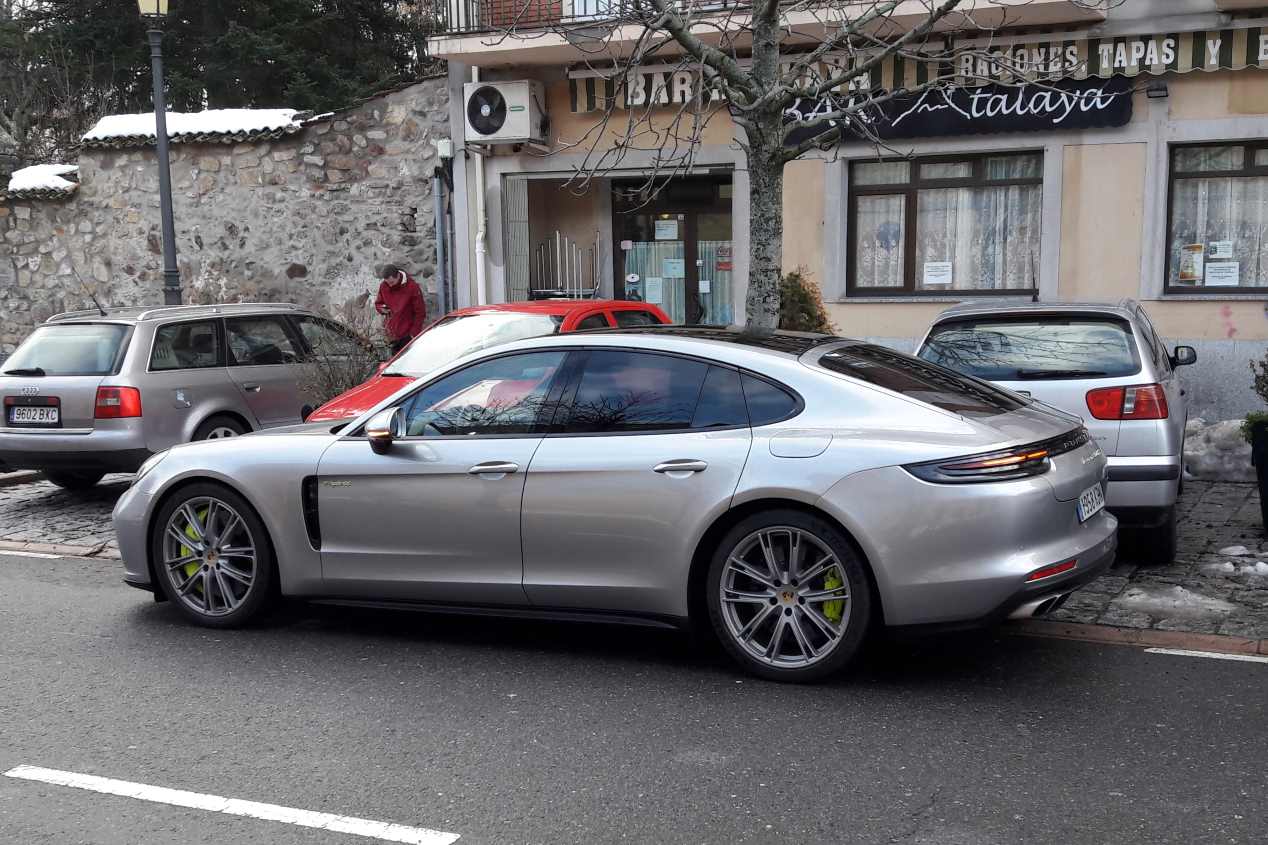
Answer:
[{"left": 568, "top": 26, "right": 1268, "bottom": 113}]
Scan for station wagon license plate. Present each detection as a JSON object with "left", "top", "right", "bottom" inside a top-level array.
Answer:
[
  {"left": 1077, "top": 483, "right": 1105, "bottom": 523},
  {"left": 6, "top": 398, "right": 60, "bottom": 427}
]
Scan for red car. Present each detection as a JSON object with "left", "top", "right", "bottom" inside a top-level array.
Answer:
[{"left": 308, "top": 299, "right": 672, "bottom": 422}]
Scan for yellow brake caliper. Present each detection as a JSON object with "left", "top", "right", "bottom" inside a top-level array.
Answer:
[
  {"left": 179, "top": 508, "right": 209, "bottom": 586},
  {"left": 822, "top": 568, "right": 846, "bottom": 624}
]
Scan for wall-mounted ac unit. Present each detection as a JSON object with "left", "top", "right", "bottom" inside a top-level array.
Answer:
[{"left": 463, "top": 80, "right": 549, "bottom": 146}]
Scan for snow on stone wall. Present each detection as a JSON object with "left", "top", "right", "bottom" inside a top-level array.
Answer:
[{"left": 1, "top": 77, "right": 448, "bottom": 355}]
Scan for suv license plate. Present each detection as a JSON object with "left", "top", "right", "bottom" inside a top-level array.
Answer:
[
  {"left": 7, "top": 405, "right": 60, "bottom": 426},
  {"left": 1077, "top": 483, "right": 1105, "bottom": 523}
]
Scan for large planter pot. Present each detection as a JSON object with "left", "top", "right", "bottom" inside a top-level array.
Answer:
[{"left": 1251, "top": 421, "right": 1268, "bottom": 530}]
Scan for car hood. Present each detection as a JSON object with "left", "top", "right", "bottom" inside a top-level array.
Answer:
[{"left": 307, "top": 375, "right": 417, "bottom": 422}]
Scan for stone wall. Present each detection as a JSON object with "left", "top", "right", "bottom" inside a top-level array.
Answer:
[{"left": 0, "top": 76, "right": 449, "bottom": 356}]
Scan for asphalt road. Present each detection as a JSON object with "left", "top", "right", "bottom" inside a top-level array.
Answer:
[{"left": 1, "top": 551, "right": 1265, "bottom": 845}]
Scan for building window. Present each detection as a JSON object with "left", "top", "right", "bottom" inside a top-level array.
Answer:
[
  {"left": 847, "top": 153, "right": 1043, "bottom": 296},
  {"left": 1166, "top": 142, "right": 1268, "bottom": 293}
]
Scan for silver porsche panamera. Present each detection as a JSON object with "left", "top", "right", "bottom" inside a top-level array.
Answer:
[{"left": 113, "top": 327, "right": 1117, "bottom": 681}]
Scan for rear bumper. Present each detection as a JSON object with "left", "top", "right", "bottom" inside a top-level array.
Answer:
[
  {"left": 1106, "top": 455, "right": 1180, "bottom": 514},
  {"left": 0, "top": 424, "right": 150, "bottom": 472}
]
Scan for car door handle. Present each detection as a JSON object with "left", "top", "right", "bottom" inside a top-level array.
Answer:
[
  {"left": 468, "top": 461, "right": 519, "bottom": 476},
  {"left": 242, "top": 383, "right": 261, "bottom": 393},
  {"left": 654, "top": 459, "right": 708, "bottom": 474}
]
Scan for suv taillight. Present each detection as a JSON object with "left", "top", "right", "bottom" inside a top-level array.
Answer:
[
  {"left": 95, "top": 386, "right": 142, "bottom": 419},
  {"left": 1086, "top": 384, "right": 1168, "bottom": 421}
]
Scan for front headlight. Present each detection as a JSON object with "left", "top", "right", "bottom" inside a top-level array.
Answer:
[{"left": 134, "top": 450, "right": 169, "bottom": 482}]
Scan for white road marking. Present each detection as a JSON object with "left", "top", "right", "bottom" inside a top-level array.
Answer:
[
  {"left": 1144, "top": 647, "right": 1268, "bottom": 664},
  {"left": 4, "top": 765, "right": 459, "bottom": 844},
  {"left": 7, "top": 551, "right": 63, "bottom": 559}
]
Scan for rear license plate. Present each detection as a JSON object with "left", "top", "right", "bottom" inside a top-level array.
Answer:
[
  {"left": 1077, "top": 483, "right": 1105, "bottom": 523},
  {"left": 6, "top": 399, "right": 60, "bottom": 427}
]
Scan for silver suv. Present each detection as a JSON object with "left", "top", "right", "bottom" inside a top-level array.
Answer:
[
  {"left": 0, "top": 303, "right": 371, "bottom": 489},
  {"left": 917, "top": 299, "right": 1195, "bottom": 563}
]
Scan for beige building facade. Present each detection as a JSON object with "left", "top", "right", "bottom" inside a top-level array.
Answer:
[{"left": 432, "top": 0, "right": 1268, "bottom": 419}]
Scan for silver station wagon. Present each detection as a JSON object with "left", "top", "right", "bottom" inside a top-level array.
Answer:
[
  {"left": 114, "top": 327, "right": 1116, "bottom": 682},
  {"left": 917, "top": 300, "right": 1194, "bottom": 562},
  {"left": 0, "top": 303, "right": 371, "bottom": 489}
]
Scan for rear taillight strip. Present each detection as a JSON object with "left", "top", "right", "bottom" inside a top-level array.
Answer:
[{"left": 904, "top": 428, "right": 1090, "bottom": 485}]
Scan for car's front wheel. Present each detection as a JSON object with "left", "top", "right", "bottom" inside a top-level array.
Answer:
[
  {"left": 706, "top": 510, "right": 872, "bottom": 682},
  {"left": 44, "top": 470, "right": 105, "bottom": 490},
  {"left": 150, "top": 482, "right": 275, "bottom": 628}
]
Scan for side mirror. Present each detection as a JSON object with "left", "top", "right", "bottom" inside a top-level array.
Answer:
[
  {"left": 365, "top": 407, "right": 405, "bottom": 455},
  {"left": 1172, "top": 345, "right": 1197, "bottom": 367}
]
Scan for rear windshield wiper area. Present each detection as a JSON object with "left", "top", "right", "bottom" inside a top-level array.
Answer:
[
  {"left": 1013, "top": 369, "right": 1109, "bottom": 380},
  {"left": 2, "top": 367, "right": 45, "bottom": 377}
]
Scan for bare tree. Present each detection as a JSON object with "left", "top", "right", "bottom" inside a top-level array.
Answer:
[{"left": 483, "top": 0, "right": 1120, "bottom": 329}]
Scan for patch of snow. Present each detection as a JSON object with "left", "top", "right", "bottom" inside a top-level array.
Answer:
[
  {"left": 1201, "top": 561, "right": 1236, "bottom": 575},
  {"left": 7, "top": 163, "right": 78, "bottom": 194},
  {"left": 1218, "top": 545, "right": 1251, "bottom": 556},
  {"left": 1185, "top": 418, "right": 1253, "bottom": 482},
  {"left": 1118, "top": 585, "right": 1236, "bottom": 616},
  {"left": 1238, "top": 561, "right": 1268, "bottom": 576},
  {"left": 83, "top": 109, "right": 302, "bottom": 143}
]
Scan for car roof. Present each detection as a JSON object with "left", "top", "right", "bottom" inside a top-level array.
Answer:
[
  {"left": 548, "top": 325, "right": 848, "bottom": 358},
  {"left": 930, "top": 298, "right": 1140, "bottom": 323},
  {"left": 446, "top": 299, "right": 658, "bottom": 318},
  {"left": 44, "top": 302, "right": 311, "bottom": 325}
]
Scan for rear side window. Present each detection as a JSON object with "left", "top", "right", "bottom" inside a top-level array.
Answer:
[
  {"left": 225, "top": 317, "right": 302, "bottom": 366},
  {"left": 3, "top": 323, "right": 129, "bottom": 376},
  {"left": 613, "top": 309, "right": 662, "bottom": 328},
  {"left": 575, "top": 314, "right": 610, "bottom": 331},
  {"left": 918, "top": 317, "right": 1140, "bottom": 380},
  {"left": 565, "top": 350, "right": 708, "bottom": 433},
  {"left": 821, "top": 344, "right": 1025, "bottom": 419},
  {"left": 150, "top": 320, "right": 222, "bottom": 371},
  {"left": 693, "top": 366, "right": 748, "bottom": 428},
  {"left": 741, "top": 374, "right": 799, "bottom": 426}
]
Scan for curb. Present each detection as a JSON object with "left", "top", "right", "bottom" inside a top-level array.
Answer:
[
  {"left": 0, "top": 539, "right": 120, "bottom": 559},
  {"left": 0, "top": 471, "right": 40, "bottom": 489},
  {"left": 1009, "top": 618, "right": 1268, "bottom": 656}
]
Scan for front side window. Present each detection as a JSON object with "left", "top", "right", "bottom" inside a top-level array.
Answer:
[
  {"left": 564, "top": 351, "right": 709, "bottom": 434},
  {"left": 918, "top": 317, "right": 1141, "bottom": 381},
  {"left": 613, "top": 309, "right": 662, "bottom": 328},
  {"left": 3, "top": 323, "right": 129, "bottom": 377},
  {"left": 576, "top": 313, "right": 610, "bottom": 330},
  {"left": 402, "top": 351, "right": 565, "bottom": 437},
  {"left": 1166, "top": 142, "right": 1268, "bottom": 292},
  {"left": 850, "top": 153, "right": 1043, "bottom": 295},
  {"left": 820, "top": 343, "right": 1026, "bottom": 419},
  {"left": 225, "top": 317, "right": 302, "bottom": 366},
  {"left": 150, "top": 320, "right": 222, "bottom": 371}
]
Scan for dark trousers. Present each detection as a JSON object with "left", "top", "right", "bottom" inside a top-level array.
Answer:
[{"left": 389, "top": 336, "right": 411, "bottom": 355}]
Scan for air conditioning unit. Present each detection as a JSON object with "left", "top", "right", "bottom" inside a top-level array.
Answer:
[{"left": 463, "top": 80, "right": 549, "bottom": 146}]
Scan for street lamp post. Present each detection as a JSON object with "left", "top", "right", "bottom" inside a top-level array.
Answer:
[{"left": 138, "top": 0, "right": 181, "bottom": 306}]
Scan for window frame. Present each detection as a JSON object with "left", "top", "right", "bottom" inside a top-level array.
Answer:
[
  {"left": 145, "top": 318, "right": 226, "bottom": 373},
  {"left": 846, "top": 151, "right": 1044, "bottom": 298},
  {"left": 1163, "top": 141, "right": 1268, "bottom": 295}
]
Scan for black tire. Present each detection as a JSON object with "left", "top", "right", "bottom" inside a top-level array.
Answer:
[
  {"left": 706, "top": 509, "right": 872, "bottom": 683},
  {"left": 150, "top": 481, "right": 276, "bottom": 628},
  {"left": 44, "top": 470, "right": 105, "bottom": 490},
  {"left": 1138, "top": 506, "right": 1178, "bottom": 566},
  {"left": 193, "top": 415, "right": 247, "bottom": 441}
]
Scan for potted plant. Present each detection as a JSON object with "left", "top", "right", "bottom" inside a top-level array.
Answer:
[{"left": 1243, "top": 354, "right": 1268, "bottom": 528}]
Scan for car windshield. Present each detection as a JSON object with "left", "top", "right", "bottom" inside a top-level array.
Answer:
[
  {"left": 919, "top": 317, "right": 1140, "bottom": 380},
  {"left": 818, "top": 343, "right": 1026, "bottom": 419},
  {"left": 3, "top": 323, "right": 129, "bottom": 376},
  {"left": 387, "top": 312, "right": 564, "bottom": 377}
]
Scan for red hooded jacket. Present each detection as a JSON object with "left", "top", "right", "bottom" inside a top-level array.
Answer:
[{"left": 374, "top": 272, "right": 426, "bottom": 342}]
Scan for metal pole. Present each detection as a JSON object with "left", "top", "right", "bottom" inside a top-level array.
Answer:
[
  {"left": 432, "top": 170, "right": 448, "bottom": 316},
  {"left": 147, "top": 28, "right": 181, "bottom": 306}
]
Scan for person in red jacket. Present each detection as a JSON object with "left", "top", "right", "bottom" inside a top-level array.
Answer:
[{"left": 374, "top": 264, "right": 426, "bottom": 354}]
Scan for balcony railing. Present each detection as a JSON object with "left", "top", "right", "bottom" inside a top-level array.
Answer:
[{"left": 436, "top": 0, "right": 748, "bottom": 36}]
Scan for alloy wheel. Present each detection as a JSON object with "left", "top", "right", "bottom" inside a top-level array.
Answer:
[
  {"left": 204, "top": 426, "right": 239, "bottom": 439},
  {"left": 718, "top": 526, "right": 850, "bottom": 669},
  {"left": 160, "top": 496, "right": 257, "bottom": 618}
]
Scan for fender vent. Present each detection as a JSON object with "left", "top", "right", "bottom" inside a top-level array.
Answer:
[{"left": 301, "top": 476, "right": 321, "bottom": 550}]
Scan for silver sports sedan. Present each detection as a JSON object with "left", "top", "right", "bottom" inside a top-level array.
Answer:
[{"left": 113, "top": 328, "right": 1116, "bottom": 682}]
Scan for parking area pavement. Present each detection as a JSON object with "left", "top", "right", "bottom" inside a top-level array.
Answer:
[{"left": 1, "top": 473, "right": 1266, "bottom": 643}]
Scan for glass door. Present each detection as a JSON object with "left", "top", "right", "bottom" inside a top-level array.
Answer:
[{"left": 619, "top": 212, "right": 688, "bottom": 323}]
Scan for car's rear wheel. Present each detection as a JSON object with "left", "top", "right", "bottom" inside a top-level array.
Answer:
[
  {"left": 194, "top": 415, "right": 247, "bottom": 441},
  {"left": 150, "top": 482, "right": 275, "bottom": 628},
  {"left": 706, "top": 510, "right": 871, "bottom": 682},
  {"left": 44, "top": 470, "right": 105, "bottom": 490}
]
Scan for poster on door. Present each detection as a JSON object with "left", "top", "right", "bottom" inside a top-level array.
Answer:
[{"left": 715, "top": 244, "right": 733, "bottom": 272}]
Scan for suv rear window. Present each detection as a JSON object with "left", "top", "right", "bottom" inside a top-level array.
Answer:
[
  {"left": 919, "top": 317, "right": 1140, "bottom": 380},
  {"left": 3, "top": 323, "right": 129, "bottom": 376},
  {"left": 819, "top": 344, "right": 1025, "bottom": 419}
]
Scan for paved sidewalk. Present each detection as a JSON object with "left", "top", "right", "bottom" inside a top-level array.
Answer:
[
  {"left": 0, "top": 474, "right": 130, "bottom": 557},
  {"left": 1049, "top": 481, "right": 1268, "bottom": 640}
]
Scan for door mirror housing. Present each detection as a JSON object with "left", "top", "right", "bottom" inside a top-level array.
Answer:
[
  {"left": 365, "top": 407, "right": 405, "bottom": 454},
  {"left": 1172, "top": 345, "right": 1197, "bottom": 367}
]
